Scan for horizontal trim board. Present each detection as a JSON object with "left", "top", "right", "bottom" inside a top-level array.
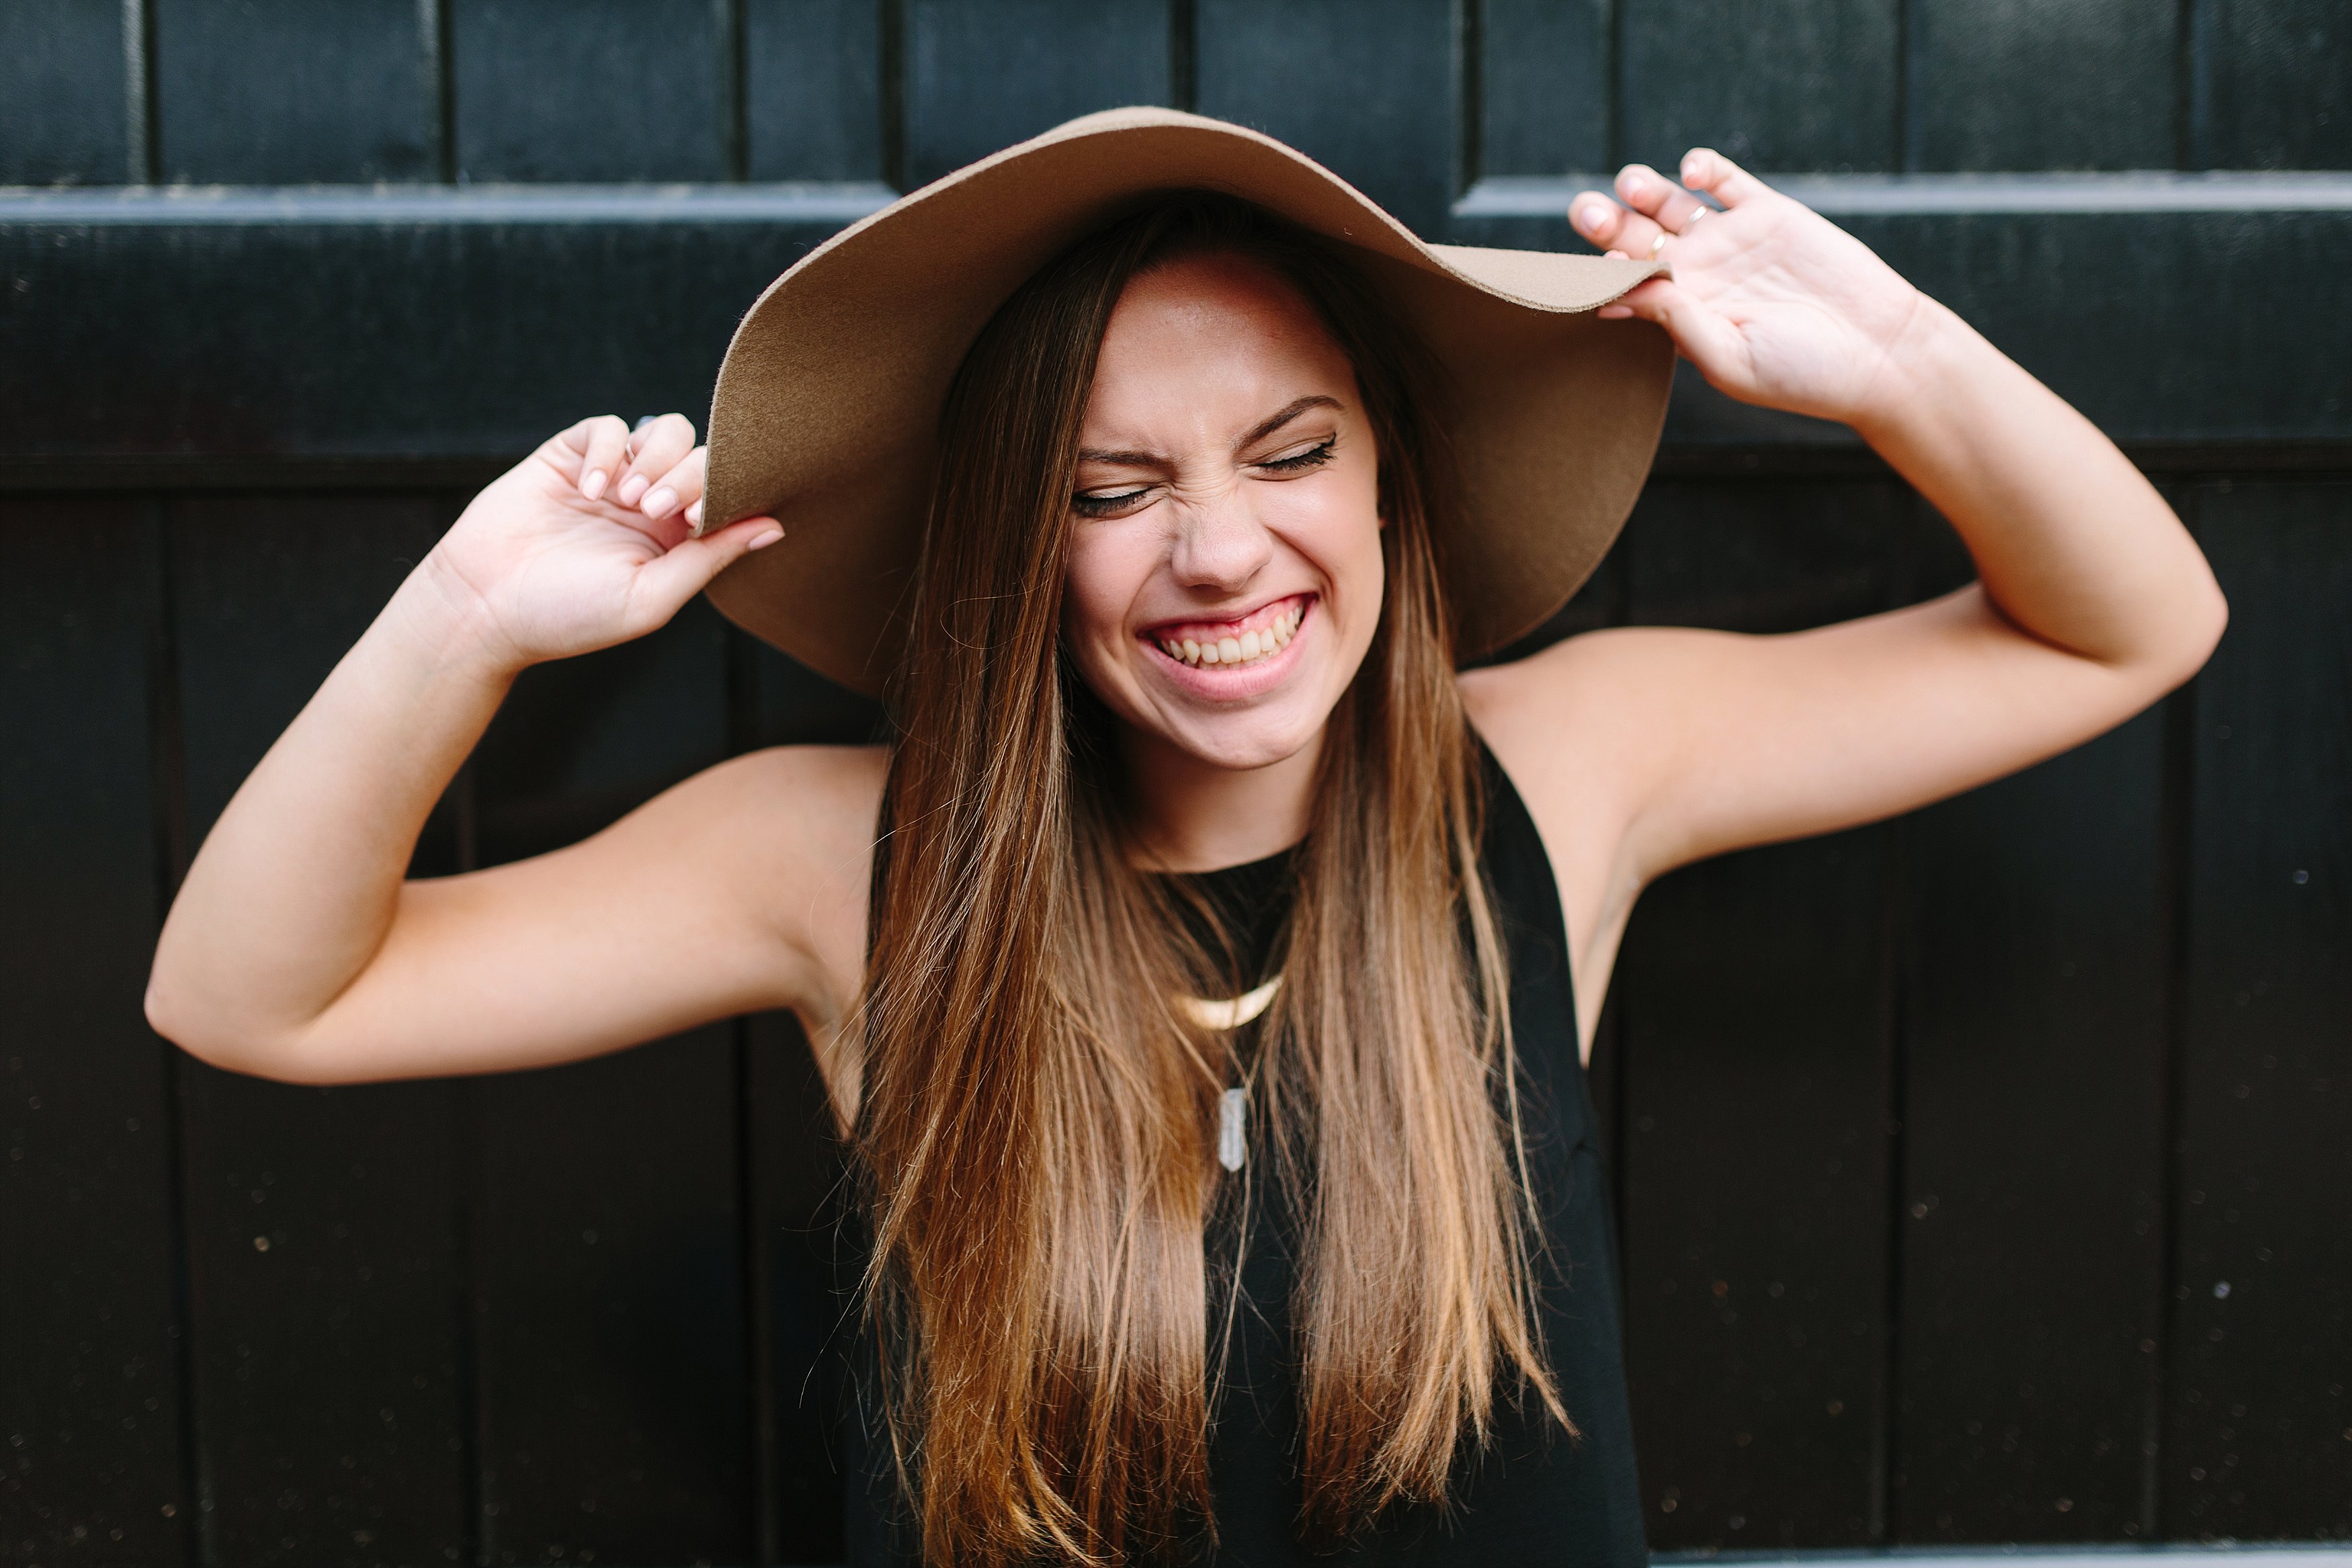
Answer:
[
  {"left": 1654, "top": 1552, "right": 2352, "bottom": 1566},
  {"left": 1441, "top": 210, "right": 2352, "bottom": 446},
  {"left": 0, "top": 183, "right": 900, "bottom": 225},
  {"left": 3, "top": 195, "right": 2349, "bottom": 460},
  {"left": 6, "top": 443, "right": 2350, "bottom": 496},
  {"left": 7, "top": 172, "right": 2348, "bottom": 228},
  {"left": 1458, "top": 171, "right": 2352, "bottom": 218}
]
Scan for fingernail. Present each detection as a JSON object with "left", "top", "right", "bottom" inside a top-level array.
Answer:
[
  {"left": 1681, "top": 157, "right": 1702, "bottom": 183},
  {"left": 747, "top": 528, "right": 783, "bottom": 552},
  {"left": 1622, "top": 174, "right": 1644, "bottom": 194},
  {"left": 616, "top": 473, "right": 649, "bottom": 507},
  {"left": 685, "top": 498, "right": 705, "bottom": 526},
  {"left": 1576, "top": 203, "right": 1609, "bottom": 233},
  {"left": 581, "top": 468, "right": 608, "bottom": 500},
  {"left": 642, "top": 486, "right": 677, "bottom": 518}
]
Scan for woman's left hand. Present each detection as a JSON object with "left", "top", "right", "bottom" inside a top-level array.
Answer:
[{"left": 1572, "top": 151, "right": 1931, "bottom": 428}]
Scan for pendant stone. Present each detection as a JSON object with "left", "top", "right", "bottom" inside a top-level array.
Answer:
[{"left": 1218, "top": 1087, "right": 1249, "bottom": 1172}]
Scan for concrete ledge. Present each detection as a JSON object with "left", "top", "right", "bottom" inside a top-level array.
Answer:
[
  {"left": 0, "top": 182, "right": 900, "bottom": 224},
  {"left": 1458, "top": 171, "right": 2352, "bottom": 218},
  {"left": 1654, "top": 1550, "right": 2352, "bottom": 1567}
]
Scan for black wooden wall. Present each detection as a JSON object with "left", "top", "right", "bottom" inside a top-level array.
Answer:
[{"left": 4, "top": 3, "right": 2349, "bottom": 1565}]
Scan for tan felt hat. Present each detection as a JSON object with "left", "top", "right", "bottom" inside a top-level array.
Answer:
[{"left": 700, "top": 105, "right": 1673, "bottom": 698}]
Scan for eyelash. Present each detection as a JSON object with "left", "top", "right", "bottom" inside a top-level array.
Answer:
[
  {"left": 1071, "top": 488, "right": 1148, "bottom": 519},
  {"left": 1070, "top": 439, "right": 1337, "bottom": 518},
  {"left": 1259, "top": 437, "right": 1336, "bottom": 473}
]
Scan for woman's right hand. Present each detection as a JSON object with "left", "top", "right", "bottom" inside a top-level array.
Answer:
[{"left": 409, "top": 412, "right": 782, "bottom": 673}]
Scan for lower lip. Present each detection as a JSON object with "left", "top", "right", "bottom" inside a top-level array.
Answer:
[{"left": 1141, "top": 600, "right": 1314, "bottom": 699}]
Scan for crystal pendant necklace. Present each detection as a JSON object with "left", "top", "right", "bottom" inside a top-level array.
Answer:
[{"left": 1179, "top": 975, "right": 1282, "bottom": 1171}]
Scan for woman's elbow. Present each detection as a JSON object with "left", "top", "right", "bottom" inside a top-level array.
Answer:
[
  {"left": 2110, "top": 555, "right": 2230, "bottom": 700},
  {"left": 143, "top": 971, "right": 330, "bottom": 1084},
  {"left": 2164, "top": 572, "right": 2230, "bottom": 692},
  {"left": 142, "top": 967, "right": 210, "bottom": 1058},
  {"left": 143, "top": 975, "right": 237, "bottom": 1071}
]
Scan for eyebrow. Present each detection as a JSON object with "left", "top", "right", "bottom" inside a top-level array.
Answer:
[
  {"left": 1075, "top": 394, "right": 1343, "bottom": 468},
  {"left": 1237, "top": 394, "right": 1342, "bottom": 451}
]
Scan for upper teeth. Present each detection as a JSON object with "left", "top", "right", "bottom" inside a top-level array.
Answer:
[{"left": 1159, "top": 603, "right": 1304, "bottom": 668}]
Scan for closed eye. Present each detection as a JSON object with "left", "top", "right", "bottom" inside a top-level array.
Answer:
[
  {"left": 1073, "top": 435, "right": 1334, "bottom": 515},
  {"left": 1255, "top": 437, "right": 1335, "bottom": 474},
  {"left": 1073, "top": 485, "right": 1154, "bottom": 519}
]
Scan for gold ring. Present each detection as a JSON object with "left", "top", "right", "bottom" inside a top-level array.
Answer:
[
  {"left": 1680, "top": 204, "right": 1711, "bottom": 232},
  {"left": 1648, "top": 230, "right": 1671, "bottom": 258}
]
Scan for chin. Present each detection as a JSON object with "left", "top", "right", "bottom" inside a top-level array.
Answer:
[
  {"left": 1140, "top": 672, "right": 1340, "bottom": 771},
  {"left": 1165, "top": 711, "right": 1324, "bottom": 771}
]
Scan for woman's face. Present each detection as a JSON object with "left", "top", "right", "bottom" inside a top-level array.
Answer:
[{"left": 1060, "top": 253, "right": 1384, "bottom": 773}]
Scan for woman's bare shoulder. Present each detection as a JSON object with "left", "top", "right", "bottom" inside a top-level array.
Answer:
[
  {"left": 686, "top": 740, "right": 888, "bottom": 911},
  {"left": 615, "top": 741, "right": 888, "bottom": 1006},
  {"left": 1458, "top": 626, "right": 1697, "bottom": 793},
  {"left": 1459, "top": 631, "right": 1699, "bottom": 1037},
  {"left": 691, "top": 740, "right": 890, "bottom": 832},
  {"left": 1460, "top": 621, "right": 1749, "bottom": 873}
]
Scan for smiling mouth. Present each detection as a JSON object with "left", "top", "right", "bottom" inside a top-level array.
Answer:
[{"left": 1146, "top": 595, "right": 1310, "bottom": 669}]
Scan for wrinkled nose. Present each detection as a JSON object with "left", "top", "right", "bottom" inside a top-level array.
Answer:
[{"left": 1168, "top": 487, "right": 1273, "bottom": 593}]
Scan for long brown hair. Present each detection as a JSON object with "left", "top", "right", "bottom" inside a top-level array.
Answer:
[{"left": 854, "top": 194, "right": 1564, "bottom": 1565}]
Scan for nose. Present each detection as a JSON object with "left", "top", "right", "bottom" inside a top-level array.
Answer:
[{"left": 1167, "top": 484, "right": 1273, "bottom": 593}]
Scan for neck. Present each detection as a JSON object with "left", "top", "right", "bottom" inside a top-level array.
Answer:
[{"left": 1118, "top": 722, "right": 1322, "bottom": 873}]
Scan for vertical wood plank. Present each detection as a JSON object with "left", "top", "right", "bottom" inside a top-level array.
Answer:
[
  {"left": 1195, "top": 0, "right": 1459, "bottom": 236},
  {"left": 167, "top": 496, "right": 472, "bottom": 1564},
  {"left": 151, "top": 0, "right": 435, "bottom": 183},
  {"left": 1611, "top": 479, "right": 1915, "bottom": 1550},
  {"left": 1479, "top": 0, "right": 1612, "bottom": 177},
  {"left": 467, "top": 598, "right": 753, "bottom": 1565},
  {"left": 470, "top": 1039, "right": 751, "bottom": 1563},
  {"left": 741, "top": 638, "right": 888, "bottom": 754},
  {"left": 169, "top": 1066, "right": 470, "bottom": 1565},
  {"left": 1621, "top": 0, "right": 1897, "bottom": 172},
  {"left": 747, "top": 1012, "right": 853, "bottom": 1565},
  {"left": 1, "top": 498, "right": 191, "bottom": 1566},
  {"left": 2169, "top": 479, "right": 2352, "bottom": 1538},
  {"left": 1617, "top": 832, "right": 1891, "bottom": 1551},
  {"left": 452, "top": 0, "right": 729, "bottom": 182},
  {"left": 2191, "top": 0, "right": 2352, "bottom": 169},
  {"left": 1906, "top": 0, "right": 2176, "bottom": 171},
  {"left": 0, "top": 0, "right": 134, "bottom": 185},
  {"left": 1895, "top": 713, "right": 2169, "bottom": 1541},
  {"left": 1476, "top": 550, "right": 1628, "bottom": 670},
  {"left": 902, "top": 0, "right": 1171, "bottom": 188},
  {"left": 746, "top": 0, "right": 885, "bottom": 181}
]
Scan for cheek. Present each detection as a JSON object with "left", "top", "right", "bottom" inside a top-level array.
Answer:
[
  {"left": 1278, "top": 467, "right": 1385, "bottom": 600},
  {"left": 1060, "top": 527, "right": 1148, "bottom": 657}
]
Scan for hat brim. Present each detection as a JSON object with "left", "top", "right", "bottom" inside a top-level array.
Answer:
[{"left": 702, "top": 106, "right": 1672, "bottom": 698}]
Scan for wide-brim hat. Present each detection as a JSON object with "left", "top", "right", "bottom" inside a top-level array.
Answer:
[{"left": 700, "top": 106, "right": 1672, "bottom": 697}]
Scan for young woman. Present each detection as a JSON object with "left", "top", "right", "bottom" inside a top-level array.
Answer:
[{"left": 148, "top": 110, "right": 2224, "bottom": 1566}]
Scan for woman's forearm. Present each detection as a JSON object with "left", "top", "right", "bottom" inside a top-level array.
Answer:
[
  {"left": 146, "top": 556, "right": 521, "bottom": 1069},
  {"left": 1576, "top": 153, "right": 2223, "bottom": 685},
  {"left": 1852, "top": 298, "right": 2228, "bottom": 679},
  {"left": 146, "top": 415, "right": 778, "bottom": 1080}
]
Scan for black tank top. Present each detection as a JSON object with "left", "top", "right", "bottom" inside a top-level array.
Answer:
[{"left": 841, "top": 741, "right": 1646, "bottom": 1565}]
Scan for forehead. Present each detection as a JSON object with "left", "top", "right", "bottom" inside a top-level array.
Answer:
[{"left": 1083, "top": 252, "right": 1356, "bottom": 430}]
